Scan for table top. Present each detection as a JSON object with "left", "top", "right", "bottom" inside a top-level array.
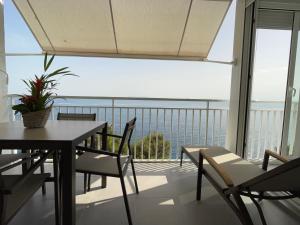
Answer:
[{"left": 0, "top": 121, "right": 106, "bottom": 144}]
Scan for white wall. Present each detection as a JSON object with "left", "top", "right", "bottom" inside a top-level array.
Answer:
[
  {"left": 226, "top": 0, "right": 246, "bottom": 153},
  {"left": 0, "top": 0, "right": 8, "bottom": 123}
]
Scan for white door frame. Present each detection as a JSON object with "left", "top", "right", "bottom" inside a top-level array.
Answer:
[{"left": 226, "top": 0, "right": 257, "bottom": 155}]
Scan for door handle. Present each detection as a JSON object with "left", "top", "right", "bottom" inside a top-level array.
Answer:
[
  {"left": 288, "top": 87, "right": 297, "bottom": 97},
  {"left": 292, "top": 88, "right": 296, "bottom": 97}
]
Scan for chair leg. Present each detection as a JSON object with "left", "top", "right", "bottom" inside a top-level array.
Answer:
[
  {"left": 249, "top": 195, "right": 267, "bottom": 225},
  {"left": 258, "top": 191, "right": 264, "bottom": 202},
  {"left": 196, "top": 164, "right": 202, "bottom": 201},
  {"left": 84, "top": 173, "right": 87, "bottom": 194},
  {"left": 233, "top": 193, "right": 255, "bottom": 225},
  {"left": 130, "top": 159, "right": 139, "bottom": 194},
  {"left": 120, "top": 175, "right": 133, "bottom": 225},
  {"left": 40, "top": 162, "right": 46, "bottom": 195},
  {"left": 180, "top": 149, "right": 184, "bottom": 167},
  {"left": 101, "top": 175, "right": 107, "bottom": 188},
  {"left": 197, "top": 153, "right": 204, "bottom": 201},
  {"left": 87, "top": 173, "right": 91, "bottom": 192},
  {"left": 53, "top": 150, "right": 61, "bottom": 225}
]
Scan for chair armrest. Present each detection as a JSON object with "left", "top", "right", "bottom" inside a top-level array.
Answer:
[
  {"left": 262, "top": 149, "right": 288, "bottom": 170},
  {"left": 0, "top": 152, "right": 41, "bottom": 173},
  {"left": 4, "top": 150, "right": 53, "bottom": 194},
  {"left": 76, "top": 145, "right": 119, "bottom": 157},
  {"left": 200, "top": 149, "right": 234, "bottom": 187},
  {"left": 96, "top": 132, "right": 123, "bottom": 139}
]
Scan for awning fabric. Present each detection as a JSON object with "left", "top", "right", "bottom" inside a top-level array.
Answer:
[{"left": 13, "top": 0, "right": 232, "bottom": 61}]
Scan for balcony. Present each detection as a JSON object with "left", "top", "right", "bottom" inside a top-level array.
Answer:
[
  {"left": 8, "top": 95, "right": 284, "bottom": 161},
  {"left": 2, "top": 0, "right": 300, "bottom": 224}
]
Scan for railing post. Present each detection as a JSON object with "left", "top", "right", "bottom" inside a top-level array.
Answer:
[
  {"left": 7, "top": 95, "right": 13, "bottom": 121},
  {"left": 170, "top": 109, "right": 173, "bottom": 159},
  {"left": 148, "top": 109, "right": 152, "bottom": 159},
  {"left": 155, "top": 109, "right": 158, "bottom": 160},
  {"left": 205, "top": 101, "right": 209, "bottom": 146},
  {"left": 141, "top": 108, "right": 144, "bottom": 159},
  {"left": 163, "top": 109, "right": 166, "bottom": 159},
  {"left": 199, "top": 109, "right": 202, "bottom": 145},
  {"left": 191, "top": 109, "right": 194, "bottom": 145},
  {"left": 177, "top": 109, "right": 180, "bottom": 158},
  {"left": 112, "top": 98, "right": 115, "bottom": 152}
]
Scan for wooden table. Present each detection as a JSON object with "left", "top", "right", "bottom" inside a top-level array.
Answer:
[{"left": 0, "top": 120, "right": 108, "bottom": 225}]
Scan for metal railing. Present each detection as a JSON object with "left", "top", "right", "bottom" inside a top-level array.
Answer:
[
  {"left": 246, "top": 109, "right": 284, "bottom": 160},
  {"left": 7, "top": 95, "right": 284, "bottom": 161}
]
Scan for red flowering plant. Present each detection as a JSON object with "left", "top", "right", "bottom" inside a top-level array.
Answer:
[{"left": 12, "top": 54, "right": 77, "bottom": 114}]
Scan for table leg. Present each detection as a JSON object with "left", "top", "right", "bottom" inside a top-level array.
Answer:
[
  {"left": 101, "top": 123, "right": 108, "bottom": 188},
  {"left": 53, "top": 150, "right": 61, "bottom": 225},
  {"left": 60, "top": 144, "right": 76, "bottom": 225}
]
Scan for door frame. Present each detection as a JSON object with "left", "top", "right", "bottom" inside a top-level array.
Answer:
[{"left": 243, "top": 7, "right": 300, "bottom": 159}]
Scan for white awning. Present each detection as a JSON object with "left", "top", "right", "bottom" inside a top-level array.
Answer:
[{"left": 13, "top": 0, "right": 232, "bottom": 61}]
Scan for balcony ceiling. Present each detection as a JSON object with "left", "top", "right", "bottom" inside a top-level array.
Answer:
[{"left": 12, "top": 0, "right": 232, "bottom": 61}]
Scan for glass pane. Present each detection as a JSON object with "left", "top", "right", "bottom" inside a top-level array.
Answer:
[
  {"left": 246, "top": 29, "right": 291, "bottom": 160},
  {"left": 286, "top": 31, "right": 300, "bottom": 157}
]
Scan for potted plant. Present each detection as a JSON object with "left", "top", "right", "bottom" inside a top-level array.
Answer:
[{"left": 12, "top": 54, "right": 77, "bottom": 128}]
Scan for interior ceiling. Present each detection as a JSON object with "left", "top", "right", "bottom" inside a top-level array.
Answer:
[{"left": 13, "top": 0, "right": 232, "bottom": 61}]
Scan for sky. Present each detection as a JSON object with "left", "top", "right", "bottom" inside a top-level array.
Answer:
[{"left": 3, "top": 0, "right": 290, "bottom": 101}]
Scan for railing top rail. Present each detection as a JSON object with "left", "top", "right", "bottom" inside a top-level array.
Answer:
[
  {"left": 7, "top": 94, "right": 229, "bottom": 103},
  {"left": 51, "top": 105, "right": 229, "bottom": 110},
  {"left": 7, "top": 94, "right": 285, "bottom": 104}
]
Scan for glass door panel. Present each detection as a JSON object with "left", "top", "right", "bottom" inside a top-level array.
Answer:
[
  {"left": 246, "top": 28, "right": 291, "bottom": 160},
  {"left": 283, "top": 13, "right": 300, "bottom": 157}
]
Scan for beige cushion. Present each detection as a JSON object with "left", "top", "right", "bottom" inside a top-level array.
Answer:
[
  {"left": 76, "top": 152, "right": 129, "bottom": 176},
  {"left": 182, "top": 146, "right": 265, "bottom": 189}
]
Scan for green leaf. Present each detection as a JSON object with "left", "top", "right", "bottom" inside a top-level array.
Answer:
[
  {"left": 43, "top": 53, "right": 48, "bottom": 71},
  {"left": 45, "top": 54, "right": 55, "bottom": 72}
]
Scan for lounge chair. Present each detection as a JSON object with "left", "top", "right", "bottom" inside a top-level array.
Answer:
[{"left": 180, "top": 146, "right": 300, "bottom": 225}]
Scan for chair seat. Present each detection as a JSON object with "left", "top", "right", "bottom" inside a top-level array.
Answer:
[
  {"left": 1, "top": 174, "right": 50, "bottom": 224},
  {"left": 182, "top": 146, "right": 265, "bottom": 189},
  {"left": 76, "top": 152, "right": 130, "bottom": 177},
  {"left": 0, "top": 154, "right": 31, "bottom": 168}
]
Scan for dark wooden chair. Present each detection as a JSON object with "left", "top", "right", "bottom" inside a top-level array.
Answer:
[
  {"left": 76, "top": 118, "right": 139, "bottom": 225},
  {"left": 181, "top": 146, "right": 300, "bottom": 225},
  {"left": 0, "top": 151, "right": 57, "bottom": 225}
]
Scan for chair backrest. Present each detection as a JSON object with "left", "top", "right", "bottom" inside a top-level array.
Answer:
[
  {"left": 240, "top": 157, "right": 300, "bottom": 192},
  {"left": 117, "top": 118, "right": 136, "bottom": 156},
  {"left": 57, "top": 113, "right": 96, "bottom": 121},
  {"left": 57, "top": 113, "right": 96, "bottom": 148}
]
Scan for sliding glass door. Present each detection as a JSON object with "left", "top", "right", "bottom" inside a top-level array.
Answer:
[
  {"left": 282, "top": 12, "right": 300, "bottom": 157},
  {"left": 245, "top": 9, "right": 293, "bottom": 160}
]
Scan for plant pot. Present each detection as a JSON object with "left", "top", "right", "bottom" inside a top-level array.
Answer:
[{"left": 22, "top": 107, "right": 52, "bottom": 128}]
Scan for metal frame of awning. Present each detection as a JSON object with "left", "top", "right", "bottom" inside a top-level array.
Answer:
[{"left": 4, "top": 52, "right": 235, "bottom": 65}]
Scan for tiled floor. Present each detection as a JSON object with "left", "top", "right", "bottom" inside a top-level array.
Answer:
[{"left": 9, "top": 163, "right": 300, "bottom": 225}]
